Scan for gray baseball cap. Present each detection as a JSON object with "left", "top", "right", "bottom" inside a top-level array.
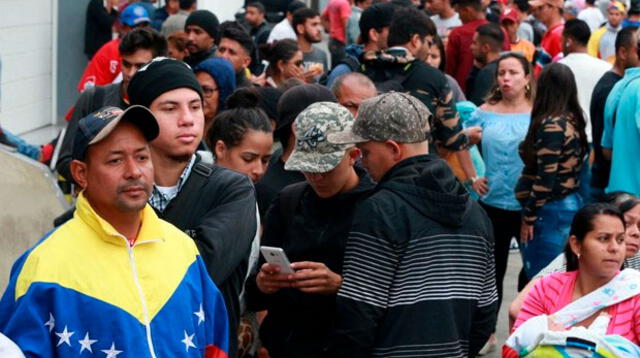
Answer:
[
  {"left": 285, "top": 102, "right": 355, "bottom": 173},
  {"left": 328, "top": 92, "right": 431, "bottom": 145}
]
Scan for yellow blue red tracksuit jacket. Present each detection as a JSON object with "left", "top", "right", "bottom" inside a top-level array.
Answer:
[{"left": 0, "top": 193, "right": 229, "bottom": 357}]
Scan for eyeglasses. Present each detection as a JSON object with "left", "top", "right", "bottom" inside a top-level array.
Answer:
[
  {"left": 293, "top": 60, "right": 304, "bottom": 67},
  {"left": 202, "top": 86, "right": 219, "bottom": 98}
]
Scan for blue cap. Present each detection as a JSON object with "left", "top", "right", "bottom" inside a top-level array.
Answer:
[
  {"left": 72, "top": 106, "right": 159, "bottom": 161},
  {"left": 120, "top": 4, "right": 150, "bottom": 27}
]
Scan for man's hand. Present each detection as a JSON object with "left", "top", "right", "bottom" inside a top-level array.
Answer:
[
  {"left": 256, "top": 263, "right": 292, "bottom": 294},
  {"left": 289, "top": 261, "right": 342, "bottom": 294},
  {"left": 464, "top": 126, "right": 483, "bottom": 145}
]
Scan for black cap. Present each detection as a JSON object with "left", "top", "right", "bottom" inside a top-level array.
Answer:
[
  {"left": 185, "top": 10, "right": 220, "bottom": 39},
  {"left": 359, "top": 2, "right": 396, "bottom": 35},
  {"left": 72, "top": 106, "right": 159, "bottom": 161},
  {"left": 128, "top": 57, "right": 203, "bottom": 108}
]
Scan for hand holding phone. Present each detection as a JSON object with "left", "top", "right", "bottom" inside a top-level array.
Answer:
[{"left": 260, "top": 246, "right": 294, "bottom": 274}]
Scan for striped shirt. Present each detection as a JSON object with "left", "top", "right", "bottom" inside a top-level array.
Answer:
[{"left": 514, "top": 271, "right": 640, "bottom": 344}]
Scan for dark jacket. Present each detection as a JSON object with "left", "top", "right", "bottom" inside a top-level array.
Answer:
[
  {"left": 360, "top": 48, "right": 469, "bottom": 151},
  {"left": 329, "top": 155, "right": 498, "bottom": 358},
  {"left": 246, "top": 167, "right": 375, "bottom": 358},
  {"left": 157, "top": 153, "right": 257, "bottom": 358},
  {"left": 250, "top": 21, "right": 271, "bottom": 46},
  {"left": 84, "top": 0, "right": 118, "bottom": 59},
  {"left": 57, "top": 83, "right": 126, "bottom": 182},
  {"left": 184, "top": 47, "right": 217, "bottom": 68}
]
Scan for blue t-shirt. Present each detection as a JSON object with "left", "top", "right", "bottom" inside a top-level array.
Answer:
[
  {"left": 467, "top": 109, "right": 531, "bottom": 211},
  {"left": 602, "top": 68, "right": 640, "bottom": 196}
]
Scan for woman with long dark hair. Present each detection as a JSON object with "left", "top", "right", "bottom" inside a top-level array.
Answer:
[
  {"left": 262, "top": 39, "right": 305, "bottom": 87},
  {"left": 516, "top": 62, "right": 589, "bottom": 279}
]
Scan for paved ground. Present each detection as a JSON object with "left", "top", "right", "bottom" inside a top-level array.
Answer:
[{"left": 481, "top": 250, "right": 523, "bottom": 358}]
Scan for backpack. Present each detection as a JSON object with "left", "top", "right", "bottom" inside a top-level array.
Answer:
[{"left": 360, "top": 61, "right": 415, "bottom": 94}]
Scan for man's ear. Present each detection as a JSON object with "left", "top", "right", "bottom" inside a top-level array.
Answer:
[
  {"left": 296, "top": 23, "right": 305, "bottom": 37},
  {"left": 70, "top": 159, "right": 89, "bottom": 190},
  {"left": 368, "top": 28, "right": 379, "bottom": 43},
  {"left": 385, "top": 140, "right": 403, "bottom": 161},
  {"left": 243, "top": 54, "right": 252, "bottom": 69},
  {"left": 348, "top": 147, "right": 361, "bottom": 165}
]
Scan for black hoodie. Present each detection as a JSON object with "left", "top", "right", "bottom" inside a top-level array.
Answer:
[{"left": 329, "top": 155, "right": 498, "bottom": 358}]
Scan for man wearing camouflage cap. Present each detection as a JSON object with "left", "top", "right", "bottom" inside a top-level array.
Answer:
[
  {"left": 327, "top": 92, "right": 498, "bottom": 358},
  {"left": 246, "top": 102, "right": 375, "bottom": 357}
]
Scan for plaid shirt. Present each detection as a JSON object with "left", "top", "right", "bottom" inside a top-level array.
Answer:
[{"left": 149, "top": 155, "right": 196, "bottom": 212}]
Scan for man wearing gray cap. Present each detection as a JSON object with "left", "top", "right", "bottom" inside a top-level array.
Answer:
[
  {"left": 327, "top": 92, "right": 497, "bottom": 358},
  {"left": 246, "top": 102, "right": 375, "bottom": 357}
]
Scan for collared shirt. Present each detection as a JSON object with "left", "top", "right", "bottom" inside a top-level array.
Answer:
[{"left": 149, "top": 154, "right": 196, "bottom": 212}]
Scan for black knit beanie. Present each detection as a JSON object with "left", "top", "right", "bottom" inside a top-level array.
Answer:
[
  {"left": 128, "top": 57, "right": 203, "bottom": 108},
  {"left": 185, "top": 10, "right": 220, "bottom": 39}
]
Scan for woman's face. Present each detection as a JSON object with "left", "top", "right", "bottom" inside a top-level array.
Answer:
[
  {"left": 496, "top": 57, "right": 529, "bottom": 100},
  {"left": 426, "top": 44, "right": 441, "bottom": 69},
  {"left": 624, "top": 204, "right": 640, "bottom": 258},
  {"left": 196, "top": 72, "right": 219, "bottom": 123},
  {"left": 281, "top": 51, "right": 304, "bottom": 80},
  {"left": 215, "top": 130, "right": 273, "bottom": 184},
  {"left": 572, "top": 214, "right": 626, "bottom": 279}
]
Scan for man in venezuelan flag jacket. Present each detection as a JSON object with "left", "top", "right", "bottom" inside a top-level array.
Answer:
[{"left": 0, "top": 105, "right": 229, "bottom": 357}]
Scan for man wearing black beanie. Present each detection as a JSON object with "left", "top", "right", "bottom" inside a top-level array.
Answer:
[
  {"left": 184, "top": 9, "right": 220, "bottom": 67},
  {"left": 129, "top": 57, "right": 258, "bottom": 358}
]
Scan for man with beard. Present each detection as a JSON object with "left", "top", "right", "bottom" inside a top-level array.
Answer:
[
  {"left": 466, "top": 23, "right": 504, "bottom": 105},
  {"left": 184, "top": 9, "right": 220, "bottom": 67},
  {"left": 293, "top": 7, "right": 329, "bottom": 80},
  {"left": 0, "top": 106, "right": 230, "bottom": 357}
]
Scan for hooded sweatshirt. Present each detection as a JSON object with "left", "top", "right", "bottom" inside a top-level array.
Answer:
[{"left": 329, "top": 155, "right": 498, "bottom": 358}]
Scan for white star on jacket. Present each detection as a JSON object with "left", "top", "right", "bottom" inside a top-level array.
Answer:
[
  {"left": 101, "top": 342, "right": 123, "bottom": 358},
  {"left": 44, "top": 313, "right": 55, "bottom": 333},
  {"left": 78, "top": 332, "right": 98, "bottom": 353},
  {"left": 181, "top": 330, "right": 197, "bottom": 351},
  {"left": 193, "top": 303, "right": 205, "bottom": 325},
  {"left": 55, "top": 326, "right": 75, "bottom": 347}
]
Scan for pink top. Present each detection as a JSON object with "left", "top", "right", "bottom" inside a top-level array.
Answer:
[{"left": 513, "top": 271, "right": 640, "bottom": 344}]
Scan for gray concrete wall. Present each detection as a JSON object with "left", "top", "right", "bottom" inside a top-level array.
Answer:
[
  {"left": 0, "top": 148, "right": 68, "bottom": 294},
  {"left": 57, "top": 0, "right": 92, "bottom": 119}
]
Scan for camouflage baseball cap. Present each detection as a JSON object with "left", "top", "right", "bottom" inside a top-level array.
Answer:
[
  {"left": 328, "top": 92, "right": 431, "bottom": 145},
  {"left": 285, "top": 102, "right": 355, "bottom": 173}
]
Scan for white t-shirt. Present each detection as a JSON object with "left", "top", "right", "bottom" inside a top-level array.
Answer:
[
  {"left": 559, "top": 53, "right": 611, "bottom": 142},
  {"left": 267, "top": 18, "right": 297, "bottom": 43},
  {"left": 155, "top": 184, "right": 179, "bottom": 200},
  {"left": 577, "top": 7, "right": 606, "bottom": 32},
  {"left": 431, "top": 13, "right": 462, "bottom": 40}
]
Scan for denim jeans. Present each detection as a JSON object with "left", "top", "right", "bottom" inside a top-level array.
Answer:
[{"left": 520, "top": 192, "right": 582, "bottom": 279}]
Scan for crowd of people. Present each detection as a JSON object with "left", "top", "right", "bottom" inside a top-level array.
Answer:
[{"left": 2, "top": 0, "right": 640, "bottom": 356}]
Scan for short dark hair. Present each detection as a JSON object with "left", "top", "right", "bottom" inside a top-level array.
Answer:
[
  {"left": 246, "top": 1, "right": 265, "bottom": 13},
  {"left": 476, "top": 23, "right": 504, "bottom": 52},
  {"left": 119, "top": 27, "right": 168, "bottom": 57},
  {"left": 585, "top": 0, "right": 596, "bottom": 5},
  {"left": 292, "top": 8, "right": 320, "bottom": 35},
  {"left": 451, "top": 0, "right": 483, "bottom": 11},
  {"left": 387, "top": 7, "right": 436, "bottom": 47},
  {"left": 563, "top": 19, "right": 591, "bottom": 46},
  {"left": 616, "top": 26, "right": 639, "bottom": 53},
  {"left": 287, "top": 0, "right": 306, "bottom": 14},
  {"left": 179, "top": 0, "right": 196, "bottom": 10},
  {"left": 514, "top": 0, "right": 530, "bottom": 12},
  {"left": 219, "top": 21, "right": 254, "bottom": 56}
]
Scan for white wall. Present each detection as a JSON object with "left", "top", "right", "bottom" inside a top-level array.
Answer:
[
  {"left": 0, "top": 0, "right": 55, "bottom": 135},
  {"left": 199, "top": 0, "right": 244, "bottom": 22}
]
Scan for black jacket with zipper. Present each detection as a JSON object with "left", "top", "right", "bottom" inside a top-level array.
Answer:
[{"left": 329, "top": 155, "right": 497, "bottom": 358}]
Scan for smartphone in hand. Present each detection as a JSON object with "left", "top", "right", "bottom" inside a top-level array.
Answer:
[{"left": 260, "top": 246, "right": 294, "bottom": 274}]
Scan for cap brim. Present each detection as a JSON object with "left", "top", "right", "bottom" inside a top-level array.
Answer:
[
  {"left": 284, "top": 149, "right": 346, "bottom": 173},
  {"left": 89, "top": 105, "right": 159, "bottom": 145},
  {"left": 326, "top": 130, "right": 369, "bottom": 145}
]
